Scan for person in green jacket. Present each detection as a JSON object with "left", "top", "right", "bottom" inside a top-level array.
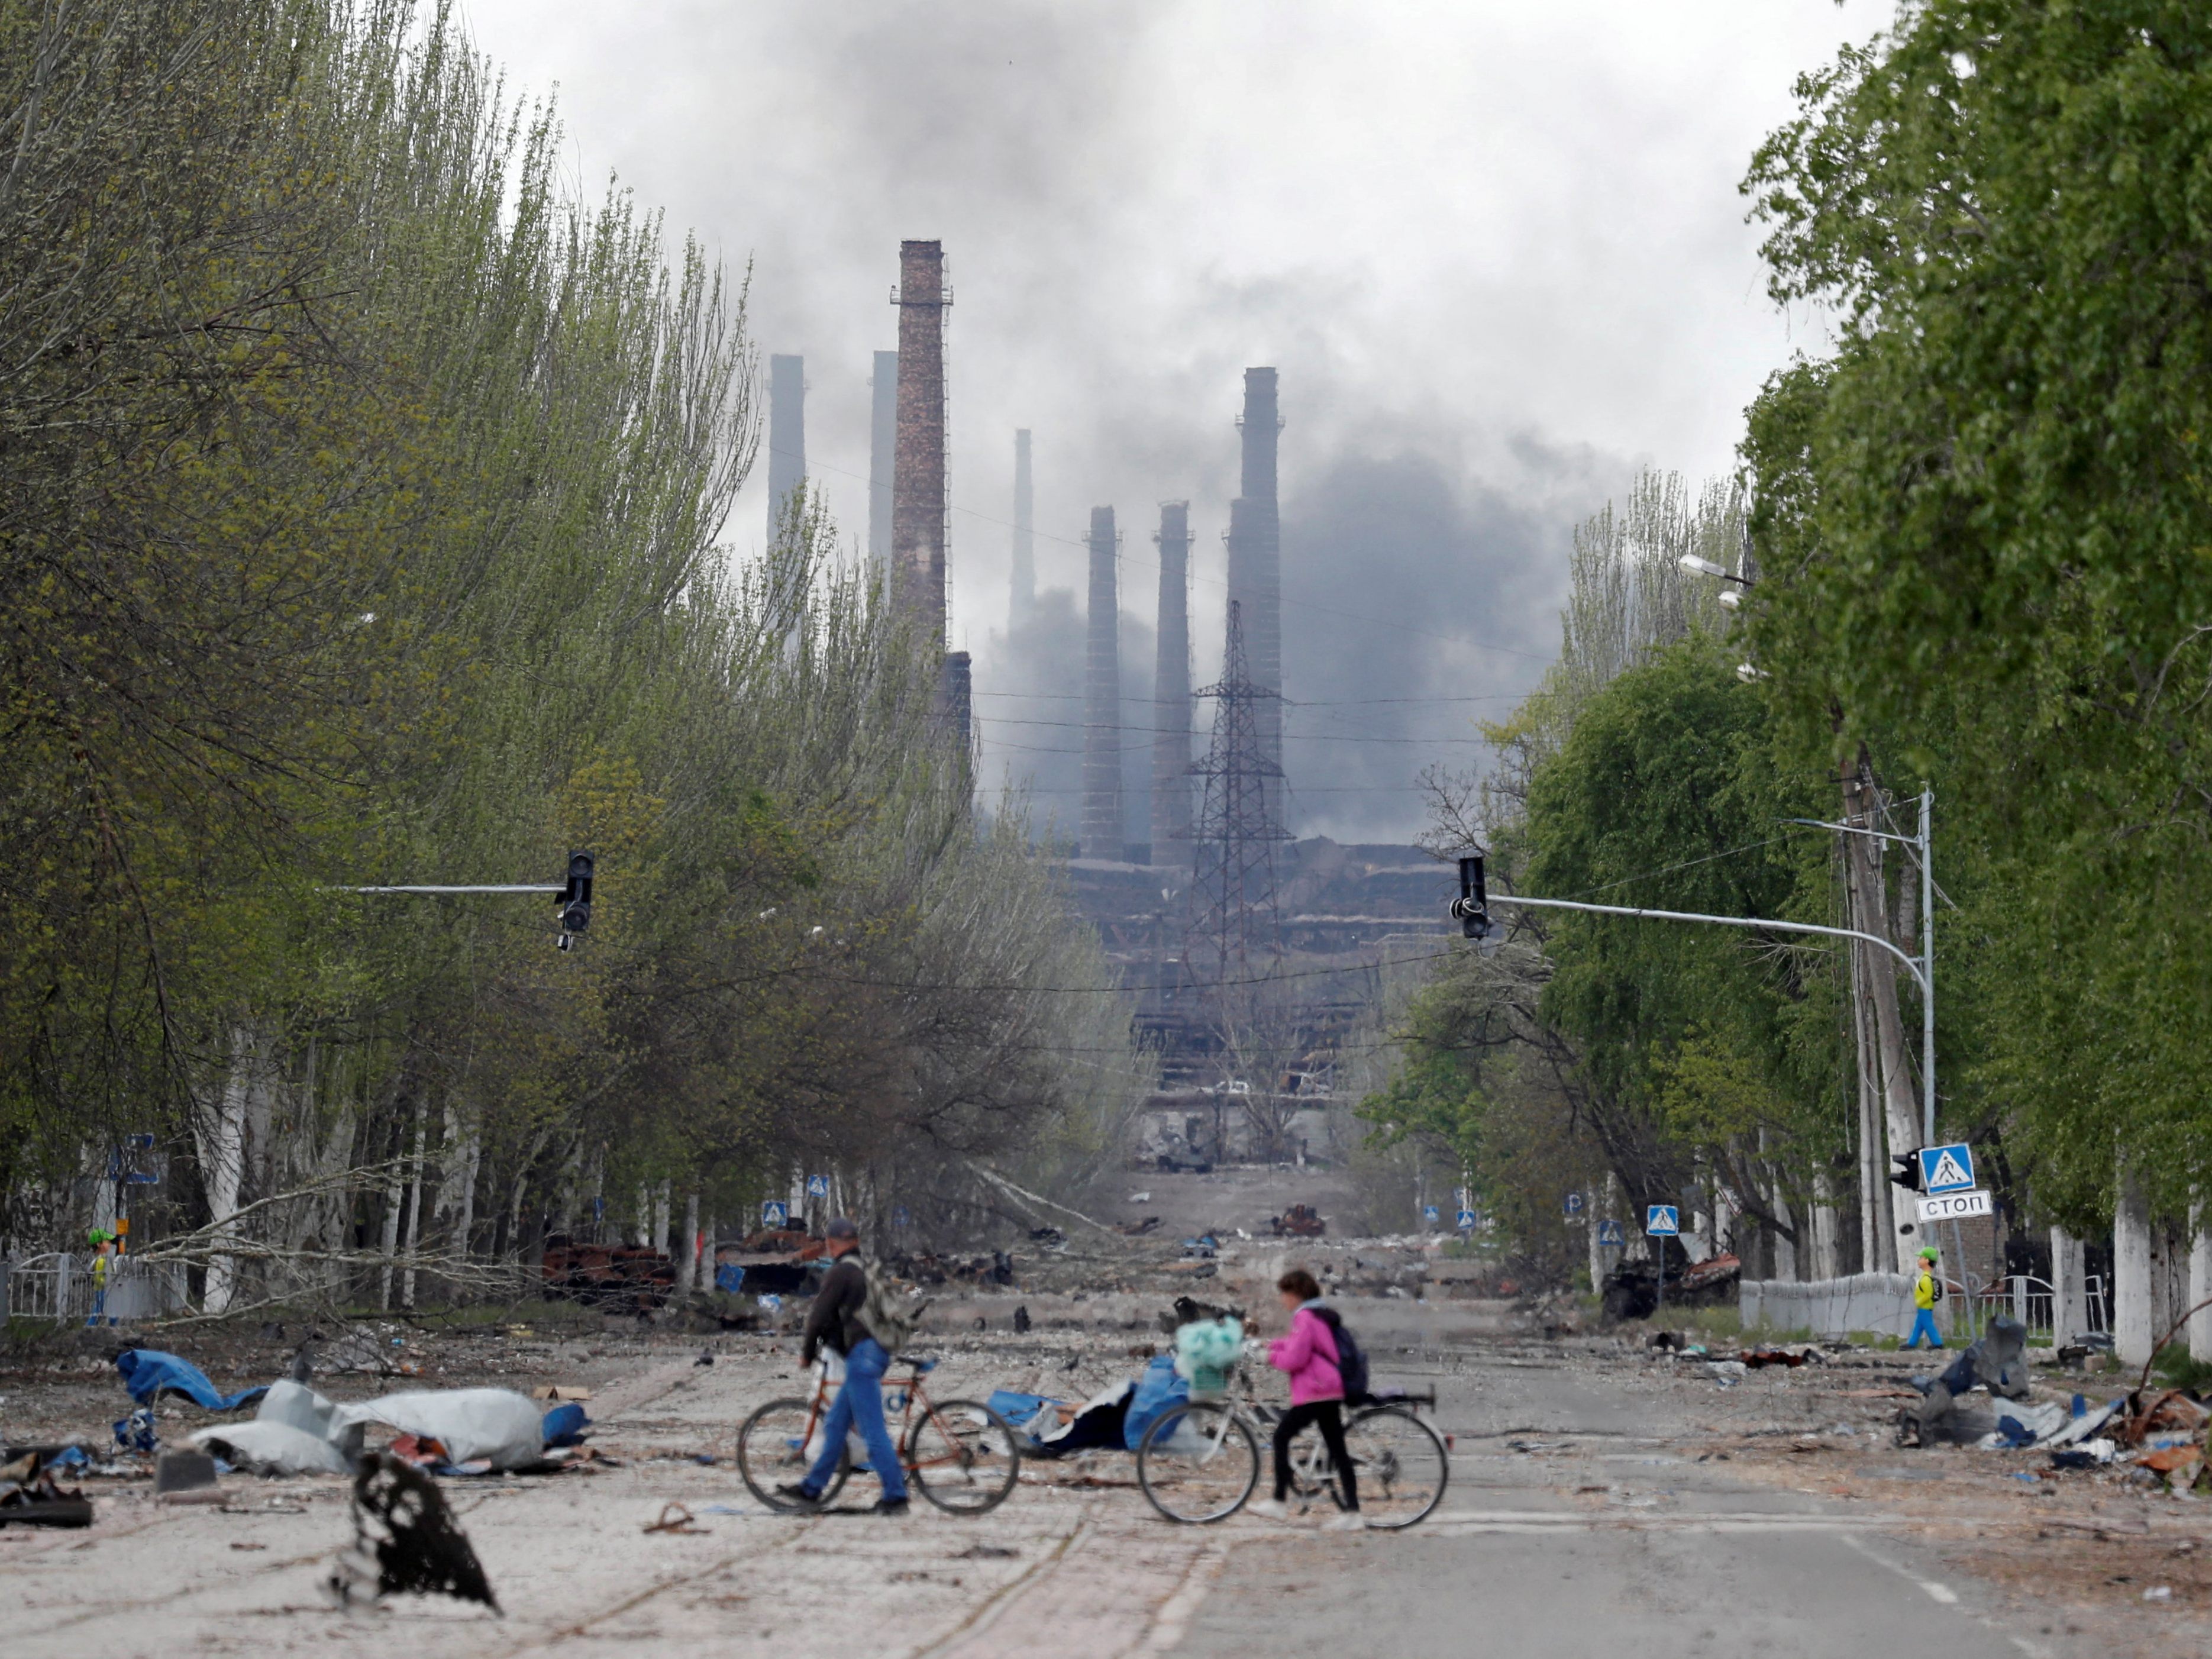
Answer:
[{"left": 1904, "top": 1246, "right": 1944, "bottom": 1349}]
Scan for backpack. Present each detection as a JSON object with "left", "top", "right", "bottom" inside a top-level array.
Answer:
[
  {"left": 860, "top": 1255, "right": 920, "bottom": 1355},
  {"left": 1313, "top": 1308, "right": 1371, "bottom": 1402}
]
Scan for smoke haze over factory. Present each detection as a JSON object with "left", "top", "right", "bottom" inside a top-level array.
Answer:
[{"left": 456, "top": 0, "right": 1882, "bottom": 841}]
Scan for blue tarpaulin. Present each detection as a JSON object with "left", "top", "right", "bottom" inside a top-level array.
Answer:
[
  {"left": 1123, "top": 1355, "right": 1189, "bottom": 1450},
  {"left": 541, "top": 1402, "right": 591, "bottom": 1448},
  {"left": 113, "top": 1348, "right": 268, "bottom": 1412}
]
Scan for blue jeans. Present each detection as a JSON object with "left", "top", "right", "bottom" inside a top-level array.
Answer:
[
  {"left": 804, "top": 1338, "right": 907, "bottom": 1502},
  {"left": 1905, "top": 1309, "right": 1944, "bottom": 1349}
]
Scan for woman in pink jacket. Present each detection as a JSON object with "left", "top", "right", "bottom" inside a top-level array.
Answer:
[{"left": 1249, "top": 1267, "right": 1362, "bottom": 1528}]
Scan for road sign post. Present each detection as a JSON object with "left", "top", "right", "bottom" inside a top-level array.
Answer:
[{"left": 1646, "top": 1205, "right": 1680, "bottom": 1316}]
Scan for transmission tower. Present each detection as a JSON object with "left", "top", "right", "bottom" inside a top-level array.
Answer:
[{"left": 1180, "top": 600, "right": 1290, "bottom": 995}]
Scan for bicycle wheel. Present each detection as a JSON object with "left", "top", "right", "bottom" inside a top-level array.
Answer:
[
  {"left": 737, "top": 1397, "right": 851, "bottom": 1511},
  {"left": 903, "top": 1397, "right": 1021, "bottom": 1514},
  {"left": 1341, "top": 1405, "right": 1449, "bottom": 1528},
  {"left": 1137, "top": 1400, "right": 1261, "bottom": 1524}
]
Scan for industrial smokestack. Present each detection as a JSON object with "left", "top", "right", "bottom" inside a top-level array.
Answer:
[
  {"left": 1010, "top": 430, "right": 1035, "bottom": 632},
  {"left": 1083, "top": 506, "right": 1122, "bottom": 860},
  {"left": 768, "top": 354, "right": 805, "bottom": 544},
  {"left": 891, "top": 241, "right": 949, "bottom": 641},
  {"left": 868, "top": 350, "right": 896, "bottom": 569},
  {"left": 1151, "top": 502, "right": 1193, "bottom": 864},
  {"left": 1229, "top": 367, "right": 1283, "bottom": 816}
]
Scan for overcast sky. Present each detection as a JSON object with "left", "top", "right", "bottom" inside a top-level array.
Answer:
[{"left": 457, "top": 0, "right": 1884, "bottom": 845}]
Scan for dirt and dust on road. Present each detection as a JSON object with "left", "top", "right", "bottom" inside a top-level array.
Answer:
[{"left": 4, "top": 1228, "right": 2209, "bottom": 1659}]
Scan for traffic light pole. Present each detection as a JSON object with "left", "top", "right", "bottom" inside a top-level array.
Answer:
[
  {"left": 1455, "top": 860, "right": 1936, "bottom": 1141},
  {"left": 345, "top": 852, "right": 595, "bottom": 949}
]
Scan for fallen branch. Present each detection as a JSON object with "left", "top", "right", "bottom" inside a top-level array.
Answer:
[{"left": 965, "top": 1163, "right": 1123, "bottom": 1240}]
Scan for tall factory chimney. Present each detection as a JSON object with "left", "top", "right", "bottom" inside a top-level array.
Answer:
[
  {"left": 1083, "top": 506, "right": 1122, "bottom": 860},
  {"left": 1227, "top": 367, "right": 1283, "bottom": 814},
  {"left": 1151, "top": 502, "right": 1193, "bottom": 864},
  {"left": 1009, "top": 430, "right": 1035, "bottom": 632},
  {"left": 868, "top": 350, "right": 897, "bottom": 569},
  {"left": 891, "top": 241, "right": 949, "bottom": 641},
  {"left": 767, "top": 354, "right": 805, "bottom": 542}
]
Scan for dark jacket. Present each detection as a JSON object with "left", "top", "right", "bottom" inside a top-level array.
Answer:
[{"left": 802, "top": 1254, "right": 871, "bottom": 1364}]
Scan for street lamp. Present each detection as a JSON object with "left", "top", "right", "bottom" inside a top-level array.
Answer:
[{"left": 1678, "top": 553, "right": 1752, "bottom": 588}]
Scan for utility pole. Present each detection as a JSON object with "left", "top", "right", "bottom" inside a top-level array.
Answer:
[{"left": 1826, "top": 753, "right": 1929, "bottom": 1272}]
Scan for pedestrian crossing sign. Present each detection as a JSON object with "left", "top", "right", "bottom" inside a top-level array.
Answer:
[
  {"left": 1423, "top": 1205, "right": 1440, "bottom": 1224},
  {"left": 1597, "top": 1218, "right": 1625, "bottom": 1247},
  {"left": 1646, "top": 1205, "right": 1680, "bottom": 1237},
  {"left": 1918, "top": 1143, "right": 1975, "bottom": 1195},
  {"left": 806, "top": 1174, "right": 830, "bottom": 1199},
  {"left": 1456, "top": 1208, "right": 1477, "bottom": 1231},
  {"left": 761, "top": 1200, "right": 789, "bottom": 1228}
]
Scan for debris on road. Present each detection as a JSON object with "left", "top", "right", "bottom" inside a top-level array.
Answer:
[
  {"left": 643, "top": 1502, "right": 708, "bottom": 1534},
  {"left": 113, "top": 1348, "right": 268, "bottom": 1413},
  {"left": 0, "top": 1448, "right": 94, "bottom": 1528},
  {"left": 328, "top": 1453, "right": 499, "bottom": 1614},
  {"left": 152, "top": 1448, "right": 223, "bottom": 1505}
]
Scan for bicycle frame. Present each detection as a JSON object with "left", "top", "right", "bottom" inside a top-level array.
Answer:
[{"left": 796, "top": 1357, "right": 968, "bottom": 1481}]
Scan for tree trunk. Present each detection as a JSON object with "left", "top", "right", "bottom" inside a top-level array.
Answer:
[
  {"left": 195, "top": 1024, "right": 256, "bottom": 1315},
  {"left": 2188, "top": 1203, "right": 2212, "bottom": 1363},
  {"left": 677, "top": 1190, "right": 699, "bottom": 1296},
  {"left": 401, "top": 1099, "right": 427, "bottom": 1309},
  {"left": 2052, "top": 1227, "right": 2088, "bottom": 1342},
  {"left": 2115, "top": 1164, "right": 2154, "bottom": 1368}
]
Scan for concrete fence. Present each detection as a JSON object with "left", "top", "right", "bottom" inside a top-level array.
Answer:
[{"left": 1740, "top": 1272, "right": 1926, "bottom": 1341}]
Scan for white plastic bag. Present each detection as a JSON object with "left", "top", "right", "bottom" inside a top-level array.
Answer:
[
  {"left": 190, "top": 1418, "right": 353, "bottom": 1476},
  {"left": 336, "top": 1387, "right": 544, "bottom": 1469}
]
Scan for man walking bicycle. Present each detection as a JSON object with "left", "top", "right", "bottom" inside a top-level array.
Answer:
[{"left": 777, "top": 1217, "right": 909, "bottom": 1516}]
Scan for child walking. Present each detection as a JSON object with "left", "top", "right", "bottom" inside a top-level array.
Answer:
[{"left": 1250, "top": 1268, "right": 1362, "bottom": 1530}]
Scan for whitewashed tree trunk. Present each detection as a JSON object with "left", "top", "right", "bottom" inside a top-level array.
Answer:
[
  {"left": 195, "top": 1024, "right": 256, "bottom": 1314},
  {"left": 2115, "top": 1164, "right": 2154, "bottom": 1368},
  {"left": 1810, "top": 1173, "right": 1840, "bottom": 1280},
  {"left": 2052, "top": 1226, "right": 2088, "bottom": 1341},
  {"left": 401, "top": 1100, "right": 427, "bottom": 1309},
  {"left": 378, "top": 1148, "right": 403, "bottom": 1311},
  {"left": 654, "top": 1179, "right": 671, "bottom": 1256},
  {"left": 454, "top": 1127, "right": 480, "bottom": 1261},
  {"left": 2188, "top": 1202, "right": 2212, "bottom": 1363},
  {"left": 677, "top": 1190, "right": 699, "bottom": 1296}
]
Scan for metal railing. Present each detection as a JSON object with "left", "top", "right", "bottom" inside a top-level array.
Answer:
[{"left": 4, "top": 1252, "right": 189, "bottom": 1324}]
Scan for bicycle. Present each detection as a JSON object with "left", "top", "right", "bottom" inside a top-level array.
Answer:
[
  {"left": 1134, "top": 1349, "right": 1449, "bottom": 1529},
  {"left": 736, "top": 1353, "right": 1022, "bottom": 1515}
]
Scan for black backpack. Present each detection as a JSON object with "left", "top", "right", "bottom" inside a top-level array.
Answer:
[{"left": 1313, "top": 1308, "right": 1371, "bottom": 1402}]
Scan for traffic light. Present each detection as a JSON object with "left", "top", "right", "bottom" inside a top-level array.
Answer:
[
  {"left": 1449, "top": 853, "right": 1490, "bottom": 940},
  {"left": 556, "top": 851, "right": 594, "bottom": 950},
  {"left": 1889, "top": 1150, "right": 1924, "bottom": 1193}
]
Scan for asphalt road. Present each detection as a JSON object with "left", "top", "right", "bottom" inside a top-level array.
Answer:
[
  {"left": 1174, "top": 1354, "right": 2040, "bottom": 1659},
  {"left": 4, "top": 1316, "right": 2188, "bottom": 1659}
]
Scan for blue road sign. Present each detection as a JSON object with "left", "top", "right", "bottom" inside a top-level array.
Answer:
[
  {"left": 761, "top": 1200, "right": 789, "bottom": 1229},
  {"left": 1423, "top": 1205, "right": 1441, "bottom": 1225},
  {"left": 1646, "top": 1205, "right": 1680, "bottom": 1237},
  {"left": 806, "top": 1174, "right": 830, "bottom": 1199},
  {"left": 1919, "top": 1143, "right": 1975, "bottom": 1195},
  {"left": 1456, "top": 1208, "right": 1477, "bottom": 1231},
  {"left": 892, "top": 1206, "right": 911, "bottom": 1228},
  {"left": 1564, "top": 1191, "right": 1585, "bottom": 1216},
  {"left": 1597, "top": 1218, "right": 1625, "bottom": 1248}
]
